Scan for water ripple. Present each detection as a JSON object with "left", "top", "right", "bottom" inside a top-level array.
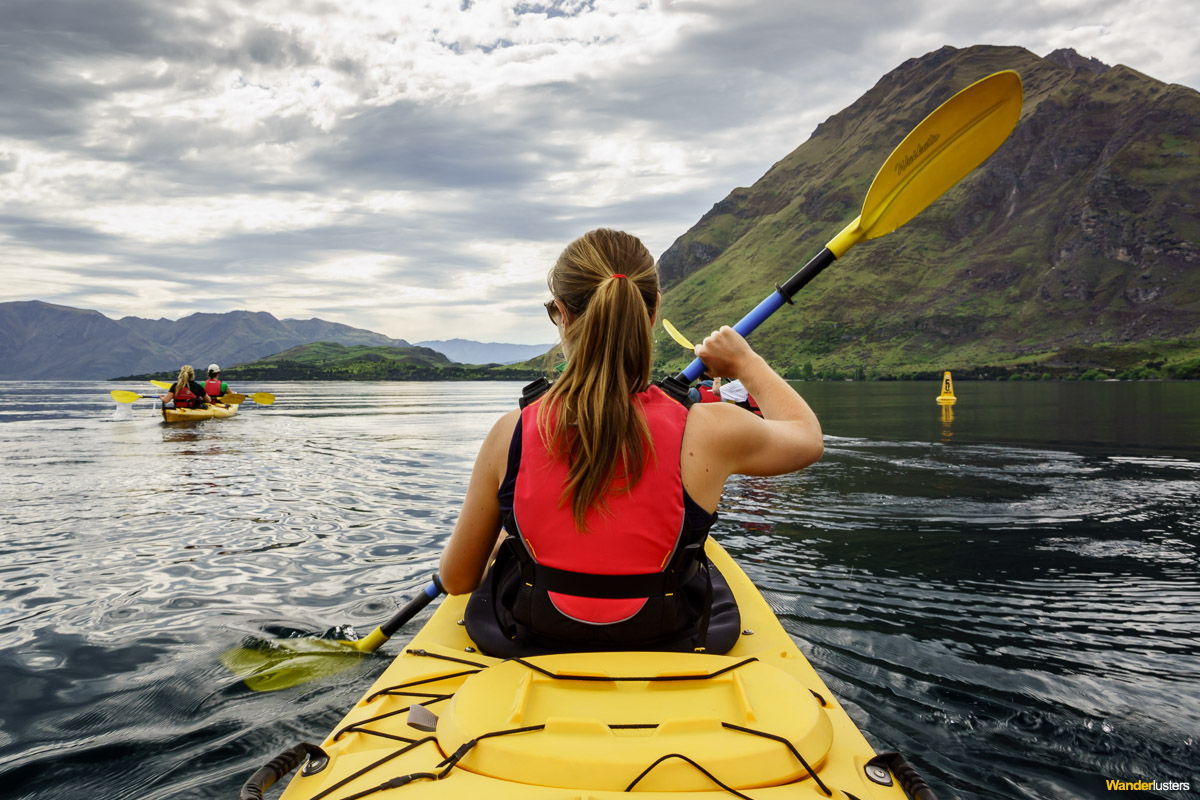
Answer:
[{"left": 0, "top": 381, "right": 1197, "bottom": 799}]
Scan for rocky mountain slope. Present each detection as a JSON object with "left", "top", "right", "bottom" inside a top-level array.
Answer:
[{"left": 654, "top": 45, "right": 1200, "bottom": 379}]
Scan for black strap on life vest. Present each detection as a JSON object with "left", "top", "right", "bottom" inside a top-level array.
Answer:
[
  {"left": 518, "top": 377, "right": 551, "bottom": 408},
  {"left": 655, "top": 374, "right": 694, "bottom": 407},
  {"left": 511, "top": 541, "right": 703, "bottom": 599}
]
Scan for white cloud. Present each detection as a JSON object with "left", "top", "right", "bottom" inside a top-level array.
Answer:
[{"left": 1, "top": 0, "right": 1197, "bottom": 344}]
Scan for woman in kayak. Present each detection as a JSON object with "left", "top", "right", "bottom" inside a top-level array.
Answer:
[
  {"left": 440, "top": 228, "right": 823, "bottom": 655},
  {"left": 160, "top": 365, "right": 210, "bottom": 409}
]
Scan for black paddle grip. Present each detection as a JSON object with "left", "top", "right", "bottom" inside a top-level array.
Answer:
[
  {"left": 777, "top": 247, "right": 837, "bottom": 301},
  {"left": 380, "top": 576, "right": 445, "bottom": 637},
  {"left": 867, "top": 751, "right": 937, "bottom": 800},
  {"left": 239, "top": 742, "right": 328, "bottom": 800}
]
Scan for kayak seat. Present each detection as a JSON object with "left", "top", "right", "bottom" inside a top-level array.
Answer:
[{"left": 463, "top": 556, "right": 741, "bottom": 659}]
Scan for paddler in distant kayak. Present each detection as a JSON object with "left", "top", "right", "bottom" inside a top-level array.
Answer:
[
  {"left": 204, "top": 364, "right": 233, "bottom": 402},
  {"left": 719, "top": 378, "right": 764, "bottom": 417},
  {"left": 440, "top": 228, "right": 823, "bottom": 656},
  {"left": 688, "top": 375, "right": 722, "bottom": 403},
  {"left": 159, "top": 365, "right": 211, "bottom": 409}
]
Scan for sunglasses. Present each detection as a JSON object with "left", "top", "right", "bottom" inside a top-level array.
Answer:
[{"left": 544, "top": 299, "right": 562, "bottom": 325}]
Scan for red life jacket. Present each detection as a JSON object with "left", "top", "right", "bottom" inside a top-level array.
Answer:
[
  {"left": 512, "top": 386, "right": 688, "bottom": 624},
  {"left": 696, "top": 384, "right": 720, "bottom": 403},
  {"left": 205, "top": 378, "right": 222, "bottom": 397},
  {"left": 174, "top": 381, "right": 200, "bottom": 408}
]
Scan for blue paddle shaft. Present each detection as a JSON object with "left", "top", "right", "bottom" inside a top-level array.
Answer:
[
  {"left": 680, "top": 292, "right": 786, "bottom": 381},
  {"left": 677, "top": 247, "right": 838, "bottom": 383}
]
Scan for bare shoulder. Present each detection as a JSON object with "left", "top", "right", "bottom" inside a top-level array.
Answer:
[
  {"left": 484, "top": 408, "right": 521, "bottom": 449},
  {"left": 686, "top": 399, "right": 759, "bottom": 426},
  {"left": 683, "top": 401, "right": 761, "bottom": 451}
]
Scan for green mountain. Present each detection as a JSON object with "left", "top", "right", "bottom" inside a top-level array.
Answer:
[
  {"left": 654, "top": 45, "right": 1200, "bottom": 380},
  {"left": 205, "top": 342, "right": 543, "bottom": 381}
]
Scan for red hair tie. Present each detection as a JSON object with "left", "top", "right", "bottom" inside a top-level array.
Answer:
[{"left": 611, "top": 273, "right": 627, "bottom": 279}]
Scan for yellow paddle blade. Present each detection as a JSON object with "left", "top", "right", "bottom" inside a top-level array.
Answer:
[
  {"left": 149, "top": 379, "right": 173, "bottom": 390},
  {"left": 661, "top": 318, "right": 695, "bottom": 351},
  {"left": 220, "top": 638, "right": 371, "bottom": 692},
  {"left": 250, "top": 392, "right": 276, "bottom": 405},
  {"left": 827, "top": 70, "right": 1023, "bottom": 257},
  {"left": 219, "top": 393, "right": 247, "bottom": 404},
  {"left": 110, "top": 390, "right": 146, "bottom": 403}
]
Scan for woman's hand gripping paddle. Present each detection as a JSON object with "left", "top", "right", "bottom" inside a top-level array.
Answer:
[
  {"left": 220, "top": 577, "right": 444, "bottom": 692},
  {"left": 670, "top": 69, "right": 1023, "bottom": 384}
]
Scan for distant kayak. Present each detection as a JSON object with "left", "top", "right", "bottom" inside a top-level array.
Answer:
[
  {"left": 161, "top": 403, "right": 238, "bottom": 423},
  {"left": 244, "top": 540, "right": 932, "bottom": 800}
]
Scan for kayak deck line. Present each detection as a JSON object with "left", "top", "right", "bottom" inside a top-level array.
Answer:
[{"left": 246, "top": 542, "right": 934, "bottom": 800}]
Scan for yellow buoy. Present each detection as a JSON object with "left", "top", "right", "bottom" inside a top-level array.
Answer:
[{"left": 936, "top": 371, "right": 957, "bottom": 405}]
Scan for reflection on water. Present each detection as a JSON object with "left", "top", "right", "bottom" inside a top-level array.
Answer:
[
  {"left": 940, "top": 403, "right": 955, "bottom": 440},
  {"left": 0, "top": 380, "right": 1197, "bottom": 800}
]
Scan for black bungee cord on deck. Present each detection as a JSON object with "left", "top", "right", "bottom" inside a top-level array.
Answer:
[{"left": 243, "top": 648, "right": 932, "bottom": 800}]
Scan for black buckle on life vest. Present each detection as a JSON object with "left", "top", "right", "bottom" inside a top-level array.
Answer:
[
  {"left": 655, "top": 375, "right": 694, "bottom": 408},
  {"left": 519, "top": 377, "right": 551, "bottom": 408}
]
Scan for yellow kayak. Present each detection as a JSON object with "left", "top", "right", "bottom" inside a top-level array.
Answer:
[
  {"left": 249, "top": 541, "right": 933, "bottom": 800},
  {"left": 161, "top": 403, "right": 238, "bottom": 423}
]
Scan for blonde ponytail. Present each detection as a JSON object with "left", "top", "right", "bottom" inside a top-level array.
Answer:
[
  {"left": 540, "top": 229, "right": 659, "bottom": 528},
  {"left": 174, "top": 365, "right": 195, "bottom": 394}
]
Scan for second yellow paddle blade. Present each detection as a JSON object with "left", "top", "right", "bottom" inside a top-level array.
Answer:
[
  {"left": 149, "top": 379, "right": 173, "bottom": 390},
  {"left": 110, "top": 390, "right": 144, "bottom": 403},
  {"left": 251, "top": 392, "right": 276, "bottom": 405},
  {"left": 661, "top": 318, "right": 695, "bottom": 351}
]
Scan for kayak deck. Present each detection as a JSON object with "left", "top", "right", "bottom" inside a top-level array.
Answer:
[
  {"left": 161, "top": 403, "right": 238, "bottom": 423},
  {"left": 271, "top": 541, "right": 918, "bottom": 800}
]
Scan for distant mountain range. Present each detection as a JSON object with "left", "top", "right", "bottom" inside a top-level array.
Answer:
[
  {"left": 654, "top": 45, "right": 1200, "bottom": 379},
  {"left": 0, "top": 301, "right": 546, "bottom": 379},
  {"left": 415, "top": 338, "right": 554, "bottom": 365}
]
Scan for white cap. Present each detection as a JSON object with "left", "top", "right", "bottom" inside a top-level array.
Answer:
[
  {"left": 207, "top": 363, "right": 221, "bottom": 373},
  {"left": 719, "top": 379, "right": 749, "bottom": 403}
]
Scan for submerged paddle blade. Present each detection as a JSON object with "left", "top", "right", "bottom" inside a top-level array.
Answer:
[
  {"left": 830, "top": 70, "right": 1023, "bottom": 256},
  {"left": 661, "top": 318, "right": 695, "bottom": 351},
  {"left": 221, "top": 637, "right": 371, "bottom": 692},
  {"left": 219, "top": 393, "right": 247, "bottom": 405},
  {"left": 223, "top": 578, "right": 443, "bottom": 691},
  {"left": 111, "top": 390, "right": 146, "bottom": 403}
]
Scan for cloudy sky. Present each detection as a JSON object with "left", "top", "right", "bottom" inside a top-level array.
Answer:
[{"left": 3, "top": 0, "right": 1197, "bottom": 344}]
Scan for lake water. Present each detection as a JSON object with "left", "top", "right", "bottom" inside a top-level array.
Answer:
[{"left": 1, "top": 380, "right": 1197, "bottom": 799}]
